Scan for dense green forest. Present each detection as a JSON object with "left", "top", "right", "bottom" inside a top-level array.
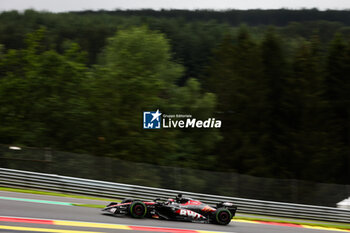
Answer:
[{"left": 0, "top": 9, "right": 350, "bottom": 185}]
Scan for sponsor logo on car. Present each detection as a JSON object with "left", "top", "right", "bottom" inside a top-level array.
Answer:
[{"left": 176, "top": 209, "right": 203, "bottom": 219}]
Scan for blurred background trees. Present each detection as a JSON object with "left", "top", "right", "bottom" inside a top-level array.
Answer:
[{"left": 0, "top": 9, "right": 350, "bottom": 186}]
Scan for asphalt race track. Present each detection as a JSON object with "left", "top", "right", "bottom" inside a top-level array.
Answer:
[{"left": 0, "top": 191, "right": 345, "bottom": 233}]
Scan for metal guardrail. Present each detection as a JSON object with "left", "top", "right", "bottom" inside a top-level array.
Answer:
[{"left": 0, "top": 167, "right": 350, "bottom": 223}]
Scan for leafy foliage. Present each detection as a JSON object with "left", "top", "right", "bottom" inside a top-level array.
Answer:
[{"left": 0, "top": 9, "right": 350, "bottom": 185}]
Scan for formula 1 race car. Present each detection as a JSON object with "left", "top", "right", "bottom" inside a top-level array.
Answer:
[{"left": 102, "top": 194, "right": 237, "bottom": 225}]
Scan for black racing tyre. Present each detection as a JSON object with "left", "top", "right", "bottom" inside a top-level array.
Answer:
[
  {"left": 214, "top": 208, "right": 232, "bottom": 225},
  {"left": 129, "top": 201, "right": 147, "bottom": 218},
  {"left": 121, "top": 198, "right": 134, "bottom": 204}
]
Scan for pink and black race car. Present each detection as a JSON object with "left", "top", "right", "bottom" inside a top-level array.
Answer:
[{"left": 102, "top": 194, "right": 237, "bottom": 225}]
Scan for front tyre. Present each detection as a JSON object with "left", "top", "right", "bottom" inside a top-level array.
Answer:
[
  {"left": 214, "top": 208, "right": 232, "bottom": 225},
  {"left": 129, "top": 201, "right": 147, "bottom": 218}
]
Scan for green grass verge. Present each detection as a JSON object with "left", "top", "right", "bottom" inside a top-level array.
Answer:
[
  {"left": 0, "top": 187, "right": 121, "bottom": 202},
  {"left": 235, "top": 216, "right": 350, "bottom": 230},
  {"left": 72, "top": 203, "right": 106, "bottom": 208}
]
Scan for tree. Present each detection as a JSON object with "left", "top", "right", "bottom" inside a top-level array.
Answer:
[
  {"left": 254, "top": 29, "right": 290, "bottom": 178},
  {"left": 90, "top": 26, "right": 220, "bottom": 170},
  {"left": 285, "top": 36, "right": 331, "bottom": 181},
  {"left": 169, "top": 78, "right": 221, "bottom": 169},
  {"left": 0, "top": 29, "right": 92, "bottom": 151},
  {"left": 323, "top": 33, "right": 350, "bottom": 183},
  {"left": 90, "top": 26, "right": 183, "bottom": 163},
  {"left": 205, "top": 27, "right": 267, "bottom": 174}
]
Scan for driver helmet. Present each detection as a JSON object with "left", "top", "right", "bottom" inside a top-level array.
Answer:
[{"left": 176, "top": 194, "right": 183, "bottom": 202}]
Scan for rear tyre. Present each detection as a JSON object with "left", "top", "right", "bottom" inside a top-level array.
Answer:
[
  {"left": 129, "top": 201, "right": 147, "bottom": 218},
  {"left": 214, "top": 208, "right": 232, "bottom": 225}
]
